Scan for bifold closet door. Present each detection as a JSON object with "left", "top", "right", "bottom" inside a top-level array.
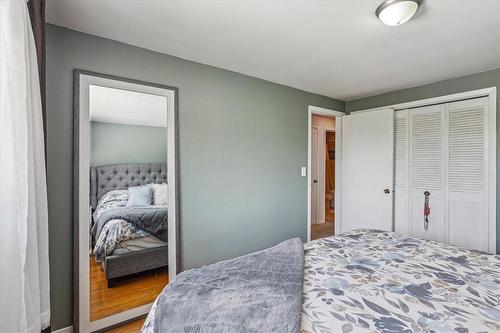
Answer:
[
  {"left": 409, "top": 105, "right": 446, "bottom": 242},
  {"left": 446, "top": 98, "right": 489, "bottom": 252},
  {"left": 394, "top": 112, "right": 409, "bottom": 235},
  {"left": 394, "top": 97, "right": 491, "bottom": 252},
  {"left": 340, "top": 109, "right": 394, "bottom": 233}
]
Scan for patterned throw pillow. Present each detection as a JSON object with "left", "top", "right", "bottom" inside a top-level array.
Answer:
[{"left": 152, "top": 183, "right": 168, "bottom": 206}]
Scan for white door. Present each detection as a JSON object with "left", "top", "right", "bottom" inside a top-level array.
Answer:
[
  {"left": 409, "top": 105, "right": 446, "bottom": 242},
  {"left": 311, "top": 126, "right": 319, "bottom": 225},
  {"left": 394, "top": 112, "right": 410, "bottom": 235},
  {"left": 340, "top": 109, "right": 394, "bottom": 232},
  {"left": 394, "top": 97, "right": 491, "bottom": 252},
  {"left": 446, "top": 98, "right": 489, "bottom": 251}
]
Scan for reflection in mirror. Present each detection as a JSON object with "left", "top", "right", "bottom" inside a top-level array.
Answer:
[
  {"left": 75, "top": 72, "right": 178, "bottom": 332},
  {"left": 89, "top": 85, "right": 168, "bottom": 321}
]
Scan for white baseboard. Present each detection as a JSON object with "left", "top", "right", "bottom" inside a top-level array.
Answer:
[{"left": 52, "top": 325, "right": 73, "bottom": 333}]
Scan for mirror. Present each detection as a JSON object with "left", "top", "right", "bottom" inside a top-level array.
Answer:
[{"left": 74, "top": 71, "right": 179, "bottom": 332}]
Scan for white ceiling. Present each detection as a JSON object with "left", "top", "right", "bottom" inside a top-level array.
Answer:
[
  {"left": 47, "top": 0, "right": 500, "bottom": 101},
  {"left": 90, "top": 85, "right": 167, "bottom": 127}
]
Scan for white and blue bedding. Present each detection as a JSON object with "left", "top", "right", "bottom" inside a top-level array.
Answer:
[
  {"left": 143, "top": 229, "right": 500, "bottom": 333},
  {"left": 92, "top": 189, "right": 167, "bottom": 262},
  {"left": 303, "top": 230, "right": 500, "bottom": 332}
]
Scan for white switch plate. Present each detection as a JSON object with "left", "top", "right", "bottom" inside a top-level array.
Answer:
[{"left": 301, "top": 166, "right": 307, "bottom": 177}]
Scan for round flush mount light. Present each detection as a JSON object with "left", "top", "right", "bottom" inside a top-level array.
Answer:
[{"left": 376, "top": 0, "right": 422, "bottom": 26}]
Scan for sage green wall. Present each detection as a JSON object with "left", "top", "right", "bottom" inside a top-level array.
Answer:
[
  {"left": 46, "top": 24, "right": 344, "bottom": 329},
  {"left": 346, "top": 68, "right": 500, "bottom": 253},
  {"left": 91, "top": 121, "right": 167, "bottom": 166}
]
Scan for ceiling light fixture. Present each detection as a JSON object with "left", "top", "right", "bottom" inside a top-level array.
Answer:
[{"left": 376, "top": 0, "right": 422, "bottom": 26}]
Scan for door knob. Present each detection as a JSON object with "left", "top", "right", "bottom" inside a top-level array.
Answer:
[
  {"left": 384, "top": 188, "right": 391, "bottom": 194},
  {"left": 313, "top": 180, "right": 318, "bottom": 183}
]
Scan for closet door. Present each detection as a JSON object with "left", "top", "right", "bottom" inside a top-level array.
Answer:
[
  {"left": 394, "top": 111, "right": 409, "bottom": 235},
  {"left": 446, "top": 97, "right": 489, "bottom": 252},
  {"left": 340, "top": 109, "right": 394, "bottom": 232},
  {"left": 409, "top": 105, "right": 446, "bottom": 242}
]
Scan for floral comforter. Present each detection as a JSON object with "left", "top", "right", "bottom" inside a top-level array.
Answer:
[{"left": 301, "top": 229, "right": 500, "bottom": 333}]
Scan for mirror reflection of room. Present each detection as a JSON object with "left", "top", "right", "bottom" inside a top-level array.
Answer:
[
  {"left": 310, "top": 114, "right": 336, "bottom": 240},
  {"left": 88, "top": 85, "right": 169, "bottom": 321}
]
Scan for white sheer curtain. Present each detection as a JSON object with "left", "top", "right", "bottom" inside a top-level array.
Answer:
[{"left": 0, "top": 1, "right": 50, "bottom": 332}]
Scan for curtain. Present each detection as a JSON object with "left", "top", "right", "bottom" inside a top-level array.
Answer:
[
  {"left": 0, "top": 1, "right": 50, "bottom": 332},
  {"left": 27, "top": 0, "right": 46, "bottom": 138}
]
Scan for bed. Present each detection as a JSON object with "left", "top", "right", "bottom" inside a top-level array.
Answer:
[
  {"left": 90, "top": 163, "right": 168, "bottom": 287},
  {"left": 142, "top": 229, "right": 500, "bottom": 332}
]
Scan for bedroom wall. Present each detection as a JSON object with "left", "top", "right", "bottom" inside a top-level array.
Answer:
[
  {"left": 90, "top": 121, "right": 167, "bottom": 166},
  {"left": 46, "top": 24, "right": 344, "bottom": 329},
  {"left": 346, "top": 68, "right": 500, "bottom": 253}
]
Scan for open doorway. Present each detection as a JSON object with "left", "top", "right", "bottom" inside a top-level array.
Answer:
[
  {"left": 325, "top": 130, "right": 335, "bottom": 224},
  {"left": 307, "top": 106, "right": 344, "bottom": 241}
]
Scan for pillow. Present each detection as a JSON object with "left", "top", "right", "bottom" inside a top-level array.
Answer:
[
  {"left": 127, "top": 184, "right": 153, "bottom": 207},
  {"left": 152, "top": 183, "right": 168, "bottom": 206}
]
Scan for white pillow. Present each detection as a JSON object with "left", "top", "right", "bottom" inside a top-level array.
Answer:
[{"left": 152, "top": 183, "right": 168, "bottom": 206}]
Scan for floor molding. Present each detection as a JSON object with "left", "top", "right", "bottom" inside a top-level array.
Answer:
[{"left": 52, "top": 325, "right": 73, "bottom": 333}]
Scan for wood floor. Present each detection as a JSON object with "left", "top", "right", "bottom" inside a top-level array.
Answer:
[
  {"left": 105, "top": 318, "right": 146, "bottom": 333},
  {"left": 90, "top": 256, "right": 168, "bottom": 321},
  {"left": 311, "top": 206, "right": 335, "bottom": 240},
  {"left": 311, "top": 221, "right": 334, "bottom": 240}
]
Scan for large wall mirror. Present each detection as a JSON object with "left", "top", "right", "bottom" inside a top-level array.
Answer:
[{"left": 73, "top": 70, "right": 179, "bottom": 332}]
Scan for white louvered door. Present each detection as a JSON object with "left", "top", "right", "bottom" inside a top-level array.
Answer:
[
  {"left": 446, "top": 98, "right": 489, "bottom": 251},
  {"left": 394, "top": 112, "right": 409, "bottom": 235},
  {"left": 409, "top": 105, "right": 446, "bottom": 242},
  {"left": 394, "top": 97, "right": 491, "bottom": 252}
]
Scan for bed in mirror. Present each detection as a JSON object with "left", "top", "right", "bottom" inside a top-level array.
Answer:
[{"left": 73, "top": 70, "right": 178, "bottom": 332}]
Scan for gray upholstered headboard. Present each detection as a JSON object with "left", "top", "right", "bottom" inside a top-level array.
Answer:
[{"left": 90, "top": 163, "right": 167, "bottom": 209}]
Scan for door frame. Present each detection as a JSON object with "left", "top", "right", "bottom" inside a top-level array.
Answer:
[
  {"left": 307, "top": 106, "right": 345, "bottom": 241},
  {"left": 352, "top": 87, "right": 496, "bottom": 253}
]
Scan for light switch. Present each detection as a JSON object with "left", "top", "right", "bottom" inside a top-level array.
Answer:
[{"left": 301, "top": 166, "right": 307, "bottom": 177}]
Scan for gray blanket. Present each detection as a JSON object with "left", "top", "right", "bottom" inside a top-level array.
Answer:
[
  {"left": 93, "top": 207, "right": 168, "bottom": 243},
  {"left": 147, "top": 238, "right": 304, "bottom": 333}
]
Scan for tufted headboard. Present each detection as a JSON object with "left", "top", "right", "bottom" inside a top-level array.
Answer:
[{"left": 90, "top": 163, "right": 167, "bottom": 209}]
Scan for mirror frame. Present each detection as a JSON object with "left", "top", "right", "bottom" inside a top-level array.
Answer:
[{"left": 73, "top": 70, "right": 180, "bottom": 332}]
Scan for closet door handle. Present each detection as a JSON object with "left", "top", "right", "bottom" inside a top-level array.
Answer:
[
  {"left": 313, "top": 180, "right": 318, "bottom": 183},
  {"left": 384, "top": 188, "right": 391, "bottom": 194},
  {"left": 424, "top": 191, "right": 431, "bottom": 231}
]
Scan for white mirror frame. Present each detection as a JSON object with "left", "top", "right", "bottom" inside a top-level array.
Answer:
[{"left": 73, "top": 70, "right": 179, "bottom": 332}]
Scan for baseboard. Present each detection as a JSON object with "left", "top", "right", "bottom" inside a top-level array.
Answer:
[{"left": 52, "top": 325, "right": 73, "bottom": 333}]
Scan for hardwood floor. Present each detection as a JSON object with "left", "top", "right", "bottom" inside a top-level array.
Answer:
[
  {"left": 105, "top": 318, "right": 146, "bottom": 333},
  {"left": 311, "top": 207, "right": 335, "bottom": 240},
  {"left": 90, "top": 256, "right": 168, "bottom": 321},
  {"left": 311, "top": 221, "right": 334, "bottom": 240}
]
